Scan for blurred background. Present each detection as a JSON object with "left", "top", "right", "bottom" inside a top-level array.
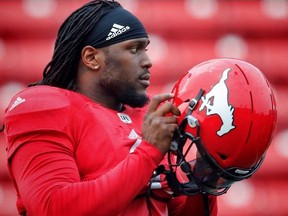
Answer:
[{"left": 0, "top": 0, "right": 287, "bottom": 215}]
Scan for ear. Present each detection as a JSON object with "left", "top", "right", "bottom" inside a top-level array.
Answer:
[{"left": 81, "top": 46, "right": 102, "bottom": 70}]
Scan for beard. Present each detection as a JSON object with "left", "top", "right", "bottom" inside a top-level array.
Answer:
[
  {"left": 99, "top": 67, "right": 150, "bottom": 108},
  {"left": 116, "top": 85, "right": 150, "bottom": 108},
  {"left": 100, "top": 48, "right": 150, "bottom": 108}
]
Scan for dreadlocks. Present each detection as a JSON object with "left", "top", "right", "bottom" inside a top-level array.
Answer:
[{"left": 30, "top": 0, "right": 121, "bottom": 90}]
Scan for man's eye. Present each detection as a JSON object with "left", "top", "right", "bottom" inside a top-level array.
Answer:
[
  {"left": 130, "top": 45, "right": 148, "bottom": 54},
  {"left": 130, "top": 47, "right": 138, "bottom": 53}
]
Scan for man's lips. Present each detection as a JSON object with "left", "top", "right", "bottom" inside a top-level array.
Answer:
[{"left": 139, "top": 73, "right": 151, "bottom": 87}]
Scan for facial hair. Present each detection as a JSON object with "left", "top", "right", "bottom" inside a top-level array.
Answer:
[
  {"left": 116, "top": 85, "right": 150, "bottom": 108},
  {"left": 100, "top": 54, "right": 150, "bottom": 108}
]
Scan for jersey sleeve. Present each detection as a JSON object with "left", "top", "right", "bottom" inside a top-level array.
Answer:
[
  {"left": 4, "top": 87, "right": 165, "bottom": 216},
  {"left": 10, "top": 138, "right": 163, "bottom": 216},
  {"left": 5, "top": 86, "right": 76, "bottom": 158}
]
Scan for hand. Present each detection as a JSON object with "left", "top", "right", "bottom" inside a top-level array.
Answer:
[{"left": 142, "top": 93, "right": 180, "bottom": 154}]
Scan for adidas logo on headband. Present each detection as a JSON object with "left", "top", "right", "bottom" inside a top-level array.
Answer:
[{"left": 106, "top": 23, "right": 131, "bottom": 41}]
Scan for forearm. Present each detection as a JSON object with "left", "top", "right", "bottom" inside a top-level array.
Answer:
[{"left": 10, "top": 140, "right": 163, "bottom": 216}]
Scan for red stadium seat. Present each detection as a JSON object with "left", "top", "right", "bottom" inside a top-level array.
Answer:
[{"left": 218, "top": 178, "right": 288, "bottom": 216}]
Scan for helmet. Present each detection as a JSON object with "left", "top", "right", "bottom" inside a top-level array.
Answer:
[{"left": 167, "top": 58, "right": 277, "bottom": 196}]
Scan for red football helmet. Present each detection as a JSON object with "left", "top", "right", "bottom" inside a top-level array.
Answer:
[{"left": 167, "top": 58, "right": 277, "bottom": 196}]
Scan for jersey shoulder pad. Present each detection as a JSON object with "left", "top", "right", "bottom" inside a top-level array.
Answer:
[{"left": 5, "top": 85, "right": 83, "bottom": 116}]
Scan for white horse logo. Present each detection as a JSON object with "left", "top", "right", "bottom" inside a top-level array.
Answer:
[{"left": 199, "top": 68, "right": 235, "bottom": 136}]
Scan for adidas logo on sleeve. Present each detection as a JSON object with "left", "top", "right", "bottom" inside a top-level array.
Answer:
[
  {"left": 106, "top": 23, "right": 130, "bottom": 41},
  {"left": 9, "top": 96, "right": 26, "bottom": 111}
]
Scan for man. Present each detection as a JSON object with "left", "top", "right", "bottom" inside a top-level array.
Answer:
[{"left": 3, "top": 1, "right": 216, "bottom": 215}]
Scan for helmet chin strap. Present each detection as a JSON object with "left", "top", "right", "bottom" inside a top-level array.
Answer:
[
  {"left": 165, "top": 88, "right": 206, "bottom": 196},
  {"left": 170, "top": 88, "right": 204, "bottom": 154},
  {"left": 165, "top": 88, "right": 214, "bottom": 215},
  {"left": 186, "top": 88, "right": 205, "bottom": 116}
]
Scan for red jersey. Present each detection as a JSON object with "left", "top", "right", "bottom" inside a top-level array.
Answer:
[{"left": 4, "top": 86, "right": 217, "bottom": 216}]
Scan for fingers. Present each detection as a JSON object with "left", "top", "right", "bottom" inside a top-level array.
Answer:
[
  {"left": 158, "top": 102, "right": 181, "bottom": 117},
  {"left": 147, "top": 116, "right": 178, "bottom": 134},
  {"left": 160, "top": 115, "right": 179, "bottom": 124},
  {"left": 146, "top": 93, "right": 180, "bottom": 117},
  {"left": 146, "top": 93, "right": 174, "bottom": 114},
  {"left": 142, "top": 116, "right": 178, "bottom": 154},
  {"left": 142, "top": 93, "right": 181, "bottom": 154}
]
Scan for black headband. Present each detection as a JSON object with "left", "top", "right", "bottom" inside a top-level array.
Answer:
[{"left": 83, "top": 6, "right": 148, "bottom": 48}]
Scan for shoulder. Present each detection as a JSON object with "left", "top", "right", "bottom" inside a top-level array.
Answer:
[
  {"left": 4, "top": 86, "right": 91, "bottom": 137},
  {"left": 4, "top": 86, "right": 91, "bottom": 150},
  {"left": 4, "top": 86, "right": 91, "bottom": 159},
  {"left": 5, "top": 85, "right": 88, "bottom": 115}
]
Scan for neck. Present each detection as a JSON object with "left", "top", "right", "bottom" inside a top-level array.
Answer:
[{"left": 76, "top": 88, "right": 124, "bottom": 111}]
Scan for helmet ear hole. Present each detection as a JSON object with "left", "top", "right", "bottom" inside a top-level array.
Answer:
[{"left": 218, "top": 153, "right": 228, "bottom": 160}]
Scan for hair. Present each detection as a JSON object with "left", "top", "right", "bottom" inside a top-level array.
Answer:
[{"left": 29, "top": 0, "right": 121, "bottom": 90}]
